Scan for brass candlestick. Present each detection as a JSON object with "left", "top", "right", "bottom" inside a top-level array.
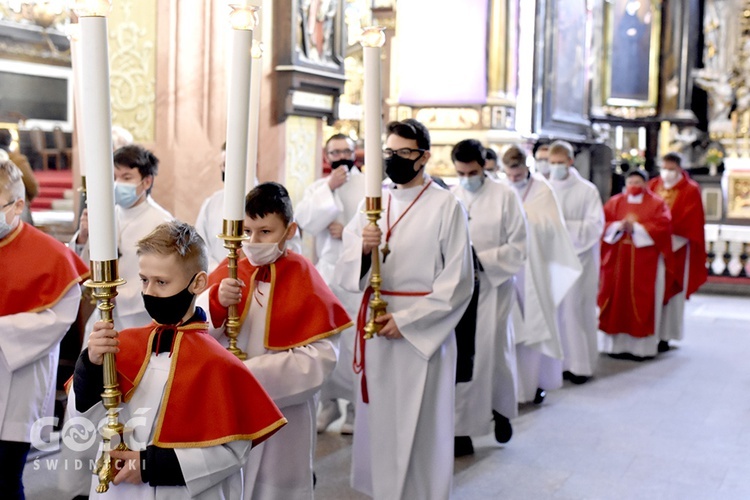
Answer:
[
  {"left": 220, "top": 219, "right": 248, "bottom": 359},
  {"left": 84, "top": 260, "right": 127, "bottom": 494},
  {"left": 364, "top": 197, "right": 388, "bottom": 339}
]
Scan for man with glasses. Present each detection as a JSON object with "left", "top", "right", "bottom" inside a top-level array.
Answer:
[
  {"left": 336, "top": 119, "right": 474, "bottom": 499},
  {"left": 297, "top": 133, "right": 364, "bottom": 435}
]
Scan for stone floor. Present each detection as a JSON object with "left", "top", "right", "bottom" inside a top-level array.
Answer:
[{"left": 26, "top": 293, "right": 750, "bottom": 499}]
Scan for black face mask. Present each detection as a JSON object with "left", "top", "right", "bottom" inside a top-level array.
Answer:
[
  {"left": 221, "top": 171, "right": 225, "bottom": 182},
  {"left": 142, "top": 274, "right": 197, "bottom": 325},
  {"left": 385, "top": 155, "right": 422, "bottom": 185},
  {"left": 331, "top": 159, "right": 355, "bottom": 170}
]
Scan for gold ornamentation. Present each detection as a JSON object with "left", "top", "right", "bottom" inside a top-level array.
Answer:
[
  {"left": 219, "top": 219, "right": 248, "bottom": 360},
  {"left": 364, "top": 197, "right": 387, "bottom": 339},
  {"left": 83, "top": 259, "right": 128, "bottom": 493},
  {"left": 108, "top": 0, "right": 155, "bottom": 142}
]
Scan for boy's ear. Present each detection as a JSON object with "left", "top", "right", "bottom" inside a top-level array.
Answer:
[
  {"left": 191, "top": 271, "right": 209, "bottom": 295},
  {"left": 285, "top": 221, "right": 298, "bottom": 241}
]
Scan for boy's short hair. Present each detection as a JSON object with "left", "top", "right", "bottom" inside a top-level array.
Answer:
[
  {"left": 532, "top": 140, "right": 551, "bottom": 156},
  {"left": 662, "top": 152, "right": 682, "bottom": 167},
  {"left": 325, "top": 133, "right": 353, "bottom": 149},
  {"left": 451, "top": 139, "right": 485, "bottom": 167},
  {"left": 0, "top": 160, "right": 25, "bottom": 202},
  {"left": 245, "top": 182, "right": 294, "bottom": 226},
  {"left": 627, "top": 170, "right": 648, "bottom": 182},
  {"left": 502, "top": 144, "right": 528, "bottom": 169},
  {"left": 549, "top": 140, "right": 575, "bottom": 160},
  {"left": 386, "top": 119, "right": 431, "bottom": 151},
  {"left": 114, "top": 145, "right": 159, "bottom": 179},
  {"left": 484, "top": 147, "right": 498, "bottom": 162},
  {"left": 137, "top": 221, "right": 208, "bottom": 277}
]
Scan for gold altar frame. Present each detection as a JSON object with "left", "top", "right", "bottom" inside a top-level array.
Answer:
[
  {"left": 727, "top": 171, "right": 750, "bottom": 219},
  {"left": 603, "top": 0, "right": 662, "bottom": 108}
]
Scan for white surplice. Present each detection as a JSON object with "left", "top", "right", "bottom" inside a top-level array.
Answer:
[
  {"left": 451, "top": 179, "right": 527, "bottom": 435},
  {"left": 195, "top": 189, "right": 226, "bottom": 272},
  {"left": 659, "top": 236, "right": 690, "bottom": 342},
  {"left": 549, "top": 168, "right": 605, "bottom": 377},
  {"left": 509, "top": 174, "right": 582, "bottom": 403},
  {"left": 296, "top": 170, "right": 364, "bottom": 401},
  {"left": 200, "top": 281, "right": 337, "bottom": 500},
  {"left": 0, "top": 287, "right": 80, "bottom": 442},
  {"left": 70, "top": 353, "right": 250, "bottom": 500},
  {"left": 72, "top": 196, "right": 173, "bottom": 333},
  {"left": 335, "top": 175, "right": 474, "bottom": 500},
  {"left": 598, "top": 196, "right": 666, "bottom": 358}
]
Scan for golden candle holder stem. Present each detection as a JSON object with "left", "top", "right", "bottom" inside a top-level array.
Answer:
[
  {"left": 364, "top": 197, "right": 388, "bottom": 340},
  {"left": 220, "top": 219, "right": 249, "bottom": 359},
  {"left": 84, "top": 260, "right": 127, "bottom": 494}
]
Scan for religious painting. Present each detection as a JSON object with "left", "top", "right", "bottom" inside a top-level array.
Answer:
[
  {"left": 701, "top": 186, "right": 723, "bottom": 221},
  {"left": 536, "top": 0, "right": 591, "bottom": 137},
  {"left": 603, "top": 0, "right": 662, "bottom": 107},
  {"left": 727, "top": 172, "right": 750, "bottom": 219},
  {"left": 295, "top": 0, "right": 345, "bottom": 68}
]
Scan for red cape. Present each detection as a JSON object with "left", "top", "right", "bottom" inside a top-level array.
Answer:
[
  {"left": 208, "top": 251, "right": 352, "bottom": 350},
  {"left": 598, "top": 191, "right": 677, "bottom": 337},
  {"left": 116, "top": 320, "right": 287, "bottom": 448},
  {"left": 0, "top": 221, "right": 89, "bottom": 315},
  {"left": 649, "top": 172, "right": 708, "bottom": 299}
]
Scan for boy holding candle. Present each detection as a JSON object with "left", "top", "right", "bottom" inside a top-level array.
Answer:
[
  {"left": 336, "top": 119, "right": 474, "bottom": 499},
  {"left": 72, "top": 221, "right": 286, "bottom": 499},
  {"left": 0, "top": 160, "right": 89, "bottom": 499},
  {"left": 72, "top": 145, "right": 173, "bottom": 331},
  {"left": 201, "top": 182, "right": 351, "bottom": 499}
]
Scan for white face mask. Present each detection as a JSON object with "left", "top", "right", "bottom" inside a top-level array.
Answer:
[
  {"left": 660, "top": 169, "right": 680, "bottom": 187},
  {"left": 549, "top": 163, "right": 568, "bottom": 181},
  {"left": 241, "top": 227, "right": 289, "bottom": 267},
  {"left": 509, "top": 177, "right": 528, "bottom": 192},
  {"left": 0, "top": 203, "right": 16, "bottom": 239},
  {"left": 535, "top": 159, "right": 550, "bottom": 175}
]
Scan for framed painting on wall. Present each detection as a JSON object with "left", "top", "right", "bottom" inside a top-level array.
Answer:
[{"left": 603, "top": 0, "right": 662, "bottom": 107}]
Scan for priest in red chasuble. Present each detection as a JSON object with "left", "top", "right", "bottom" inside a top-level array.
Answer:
[
  {"left": 649, "top": 153, "right": 707, "bottom": 352},
  {"left": 598, "top": 170, "right": 677, "bottom": 360}
]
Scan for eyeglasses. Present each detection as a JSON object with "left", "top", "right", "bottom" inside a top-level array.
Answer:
[
  {"left": 383, "top": 148, "right": 425, "bottom": 159},
  {"left": 327, "top": 149, "right": 354, "bottom": 157}
]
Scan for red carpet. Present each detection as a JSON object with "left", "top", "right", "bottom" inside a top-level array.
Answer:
[{"left": 31, "top": 170, "right": 73, "bottom": 211}]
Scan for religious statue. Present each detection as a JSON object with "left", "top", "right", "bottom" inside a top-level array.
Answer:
[{"left": 298, "top": 0, "right": 339, "bottom": 64}]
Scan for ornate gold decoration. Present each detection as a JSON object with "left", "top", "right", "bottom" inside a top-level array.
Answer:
[
  {"left": 83, "top": 259, "right": 128, "bottom": 494},
  {"left": 414, "top": 108, "right": 481, "bottom": 130},
  {"left": 108, "top": 0, "right": 155, "bottom": 142},
  {"left": 363, "top": 197, "right": 387, "bottom": 339},
  {"left": 602, "top": 105, "right": 657, "bottom": 119}
]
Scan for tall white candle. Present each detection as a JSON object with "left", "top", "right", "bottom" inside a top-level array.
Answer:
[
  {"left": 223, "top": 4, "right": 258, "bottom": 221},
  {"left": 638, "top": 127, "right": 646, "bottom": 152},
  {"left": 361, "top": 27, "right": 386, "bottom": 198},
  {"left": 246, "top": 40, "right": 263, "bottom": 192},
  {"left": 615, "top": 126, "right": 623, "bottom": 151},
  {"left": 659, "top": 120, "right": 670, "bottom": 157},
  {"left": 79, "top": 15, "right": 116, "bottom": 261}
]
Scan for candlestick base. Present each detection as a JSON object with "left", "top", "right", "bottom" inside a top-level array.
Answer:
[
  {"left": 220, "top": 219, "right": 249, "bottom": 359},
  {"left": 364, "top": 198, "right": 388, "bottom": 340}
]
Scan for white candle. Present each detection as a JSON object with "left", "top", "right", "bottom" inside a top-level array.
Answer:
[
  {"left": 361, "top": 27, "right": 386, "bottom": 198},
  {"left": 245, "top": 40, "right": 263, "bottom": 192},
  {"left": 69, "top": 24, "right": 86, "bottom": 177},
  {"left": 223, "top": 5, "right": 258, "bottom": 221},
  {"left": 615, "top": 126, "right": 623, "bottom": 151},
  {"left": 79, "top": 15, "right": 117, "bottom": 261},
  {"left": 638, "top": 127, "right": 646, "bottom": 152}
]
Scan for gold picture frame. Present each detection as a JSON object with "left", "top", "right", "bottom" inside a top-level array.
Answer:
[
  {"left": 603, "top": 0, "right": 662, "bottom": 108},
  {"left": 727, "top": 172, "right": 750, "bottom": 219}
]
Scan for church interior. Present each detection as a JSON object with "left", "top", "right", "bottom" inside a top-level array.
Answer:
[{"left": 3, "top": 0, "right": 750, "bottom": 498}]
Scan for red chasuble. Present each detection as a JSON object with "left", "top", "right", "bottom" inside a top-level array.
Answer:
[
  {"left": 0, "top": 221, "right": 89, "bottom": 316},
  {"left": 207, "top": 251, "right": 352, "bottom": 350},
  {"left": 116, "top": 321, "right": 287, "bottom": 447},
  {"left": 598, "top": 191, "right": 676, "bottom": 337},
  {"left": 649, "top": 171, "right": 708, "bottom": 299}
]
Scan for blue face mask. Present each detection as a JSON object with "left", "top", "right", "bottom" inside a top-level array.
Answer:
[
  {"left": 0, "top": 203, "right": 15, "bottom": 239},
  {"left": 549, "top": 163, "right": 568, "bottom": 181},
  {"left": 459, "top": 174, "right": 484, "bottom": 193},
  {"left": 114, "top": 181, "right": 143, "bottom": 208}
]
